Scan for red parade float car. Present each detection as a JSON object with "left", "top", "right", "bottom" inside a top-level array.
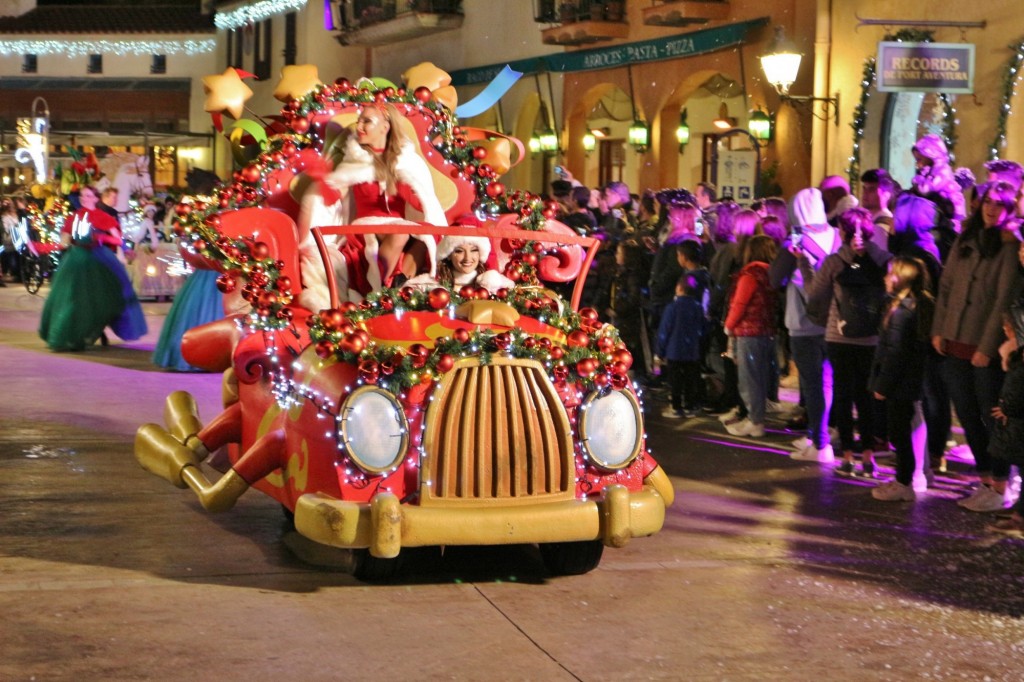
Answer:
[{"left": 134, "top": 70, "right": 673, "bottom": 580}]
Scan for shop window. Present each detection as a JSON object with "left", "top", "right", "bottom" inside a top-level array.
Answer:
[
  {"left": 254, "top": 19, "right": 272, "bottom": 80},
  {"left": 87, "top": 54, "right": 103, "bottom": 74},
  {"left": 22, "top": 54, "right": 37, "bottom": 74},
  {"left": 283, "top": 12, "right": 297, "bottom": 66},
  {"left": 151, "top": 54, "right": 167, "bottom": 75}
]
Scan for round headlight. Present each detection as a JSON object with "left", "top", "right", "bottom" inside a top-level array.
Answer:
[
  {"left": 578, "top": 389, "right": 642, "bottom": 470},
  {"left": 338, "top": 386, "right": 409, "bottom": 474}
]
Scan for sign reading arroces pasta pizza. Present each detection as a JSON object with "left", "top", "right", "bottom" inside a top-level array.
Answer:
[{"left": 877, "top": 42, "right": 975, "bottom": 94}]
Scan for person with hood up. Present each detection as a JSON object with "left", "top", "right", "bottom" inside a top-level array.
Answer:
[
  {"left": 804, "top": 207, "right": 893, "bottom": 478},
  {"left": 911, "top": 134, "right": 967, "bottom": 227},
  {"left": 769, "top": 188, "right": 843, "bottom": 463}
]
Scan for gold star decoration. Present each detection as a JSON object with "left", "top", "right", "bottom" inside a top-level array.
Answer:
[
  {"left": 402, "top": 62, "right": 451, "bottom": 93},
  {"left": 273, "top": 64, "right": 323, "bottom": 103},
  {"left": 202, "top": 68, "right": 254, "bottom": 120}
]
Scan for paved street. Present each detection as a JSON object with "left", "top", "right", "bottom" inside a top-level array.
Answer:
[{"left": 2, "top": 282, "right": 1023, "bottom": 681}]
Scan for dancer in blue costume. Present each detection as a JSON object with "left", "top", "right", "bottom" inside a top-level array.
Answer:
[
  {"left": 39, "top": 185, "right": 148, "bottom": 351},
  {"left": 152, "top": 266, "right": 223, "bottom": 371}
]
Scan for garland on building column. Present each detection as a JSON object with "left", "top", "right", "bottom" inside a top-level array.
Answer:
[
  {"left": 989, "top": 36, "right": 1024, "bottom": 160},
  {"left": 846, "top": 29, "right": 939, "bottom": 186}
]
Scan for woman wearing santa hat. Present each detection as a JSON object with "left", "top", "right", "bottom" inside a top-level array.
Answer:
[{"left": 407, "top": 233, "right": 513, "bottom": 295}]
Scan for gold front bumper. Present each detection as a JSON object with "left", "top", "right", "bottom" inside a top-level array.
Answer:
[{"left": 294, "top": 473, "right": 671, "bottom": 559}]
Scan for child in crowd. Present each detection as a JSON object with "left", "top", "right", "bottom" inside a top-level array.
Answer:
[
  {"left": 986, "top": 306, "right": 1024, "bottom": 535},
  {"left": 869, "top": 256, "right": 934, "bottom": 501},
  {"left": 656, "top": 274, "right": 707, "bottom": 418}
]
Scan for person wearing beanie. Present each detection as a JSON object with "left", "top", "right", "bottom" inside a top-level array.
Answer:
[
  {"left": 769, "top": 187, "right": 843, "bottom": 464},
  {"left": 407, "top": 233, "right": 513, "bottom": 295}
]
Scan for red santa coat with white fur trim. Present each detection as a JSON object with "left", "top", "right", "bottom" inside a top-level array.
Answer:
[{"left": 322, "top": 135, "right": 448, "bottom": 293}]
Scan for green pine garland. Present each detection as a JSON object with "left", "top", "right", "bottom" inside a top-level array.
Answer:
[
  {"left": 989, "top": 37, "right": 1024, "bottom": 160},
  {"left": 846, "top": 29, "right": 939, "bottom": 187}
]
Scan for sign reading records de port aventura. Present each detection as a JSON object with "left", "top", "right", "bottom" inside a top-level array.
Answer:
[{"left": 876, "top": 41, "right": 975, "bottom": 94}]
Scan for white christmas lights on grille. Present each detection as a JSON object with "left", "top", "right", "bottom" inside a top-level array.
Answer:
[
  {"left": 0, "top": 39, "right": 216, "bottom": 57},
  {"left": 215, "top": 0, "right": 308, "bottom": 31}
]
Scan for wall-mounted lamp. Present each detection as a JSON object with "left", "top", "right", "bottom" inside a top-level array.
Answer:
[
  {"left": 676, "top": 108, "right": 690, "bottom": 152},
  {"left": 748, "top": 109, "right": 772, "bottom": 145},
  {"left": 628, "top": 120, "right": 649, "bottom": 152},
  {"left": 582, "top": 132, "right": 596, "bottom": 153},
  {"left": 712, "top": 102, "right": 736, "bottom": 131},
  {"left": 626, "top": 65, "right": 649, "bottom": 153},
  {"left": 538, "top": 128, "right": 559, "bottom": 153},
  {"left": 759, "top": 25, "right": 839, "bottom": 126},
  {"left": 529, "top": 134, "right": 542, "bottom": 153}
]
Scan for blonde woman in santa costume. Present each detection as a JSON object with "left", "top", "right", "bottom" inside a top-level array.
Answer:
[
  {"left": 340, "top": 104, "right": 445, "bottom": 272},
  {"left": 407, "top": 233, "right": 513, "bottom": 295}
]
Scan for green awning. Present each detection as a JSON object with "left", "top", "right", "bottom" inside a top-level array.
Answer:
[{"left": 449, "top": 16, "right": 770, "bottom": 86}]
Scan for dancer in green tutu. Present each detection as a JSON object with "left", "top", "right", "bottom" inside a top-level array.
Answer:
[{"left": 39, "top": 185, "right": 148, "bottom": 351}]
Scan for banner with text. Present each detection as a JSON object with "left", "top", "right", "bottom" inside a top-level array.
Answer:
[
  {"left": 449, "top": 17, "right": 768, "bottom": 87},
  {"left": 877, "top": 42, "right": 975, "bottom": 94}
]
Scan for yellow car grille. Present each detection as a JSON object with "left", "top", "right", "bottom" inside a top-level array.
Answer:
[{"left": 421, "top": 357, "right": 574, "bottom": 503}]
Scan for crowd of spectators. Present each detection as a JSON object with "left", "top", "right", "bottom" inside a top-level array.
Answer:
[{"left": 549, "top": 135, "right": 1024, "bottom": 535}]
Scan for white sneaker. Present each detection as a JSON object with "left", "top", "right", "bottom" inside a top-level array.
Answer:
[
  {"left": 791, "top": 443, "right": 835, "bottom": 463},
  {"left": 717, "top": 407, "right": 740, "bottom": 423},
  {"left": 872, "top": 480, "right": 916, "bottom": 502},
  {"left": 791, "top": 436, "right": 811, "bottom": 451},
  {"left": 960, "top": 485, "right": 1009, "bottom": 513},
  {"left": 661, "top": 408, "right": 684, "bottom": 419},
  {"left": 766, "top": 400, "right": 787, "bottom": 414},
  {"left": 724, "top": 418, "right": 765, "bottom": 437}
]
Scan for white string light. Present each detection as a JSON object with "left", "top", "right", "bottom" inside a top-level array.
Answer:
[
  {"left": 214, "top": 0, "right": 308, "bottom": 31},
  {"left": 0, "top": 39, "right": 216, "bottom": 57}
]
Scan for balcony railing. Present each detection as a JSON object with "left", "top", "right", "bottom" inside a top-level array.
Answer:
[
  {"left": 536, "top": 1, "right": 627, "bottom": 25},
  {"left": 339, "top": 0, "right": 464, "bottom": 46},
  {"left": 347, "top": 0, "right": 462, "bottom": 30},
  {"left": 539, "top": 1, "right": 628, "bottom": 46}
]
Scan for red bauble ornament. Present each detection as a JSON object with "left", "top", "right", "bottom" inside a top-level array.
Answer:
[
  {"left": 549, "top": 346, "right": 564, "bottom": 360},
  {"left": 593, "top": 372, "right": 611, "bottom": 389},
  {"left": 472, "top": 146, "right": 487, "bottom": 160},
  {"left": 241, "top": 164, "right": 262, "bottom": 184},
  {"left": 280, "top": 141, "right": 298, "bottom": 156},
  {"left": 473, "top": 287, "right": 490, "bottom": 300},
  {"left": 566, "top": 330, "right": 591, "bottom": 348},
  {"left": 409, "top": 343, "right": 429, "bottom": 368},
  {"left": 553, "top": 365, "right": 569, "bottom": 383},
  {"left": 576, "top": 358, "right": 598, "bottom": 377},
  {"left": 612, "top": 348, "right": 633, "bottom": 369},
  {"left": 495, "top": 287, "right": 509, "bottom": 299},
  {"left": 523, "top": 337, "right": 537, "bottom": 350},
  {"left": 414, "top": 86, "right": 432, "bottom": 103},
  {"left": 379, "top": 295, "right": 394, "bottom": 311},
  {"left": 578, "top": 307, "right": 600, "bottom": 329},
  {"left": 354, "top": 329, "right": 370, "bottom": 345},
  {"left": 339, "top": 333, "right": 366, "bottom": 355},
  {"left": 434, "top": 354, "right": 455, "bottom": 373},
  {"left": 358, "top": 359, "right": 380, "bottom": 384},
  {"left": 215, "top": 274, "right": 236, "bottom": 294},
  {"left": 610, "top": 372, "right": 629, "bottom": 390},
  {"left": 340, "top": 301, "right": 359, "bottom": 314},
  {"left": 596, "top": 336, "right": 615, "bottom": 353},
  {"left": 275, "top": 276, "right": 292, "bottom": 292},
  {"left": 251, "top": 241, "right": 270, "bottom": 260},
  {"left": 314, "top": 340, "right": 335, "bottom": 359},
  {"left": 493, "top": 332, "right": 513, "bottom": 350},
  {"left": 334, "top": 77, "right": 351, "bottom": 89},
  {"left": 290, "top": 118, "right": 310, "bottom": 134},
  {"left": 607, "top": 361, "right": 628, "bottom": 376},
  {"left": 258, "top": 291, "right": 278, "bottom": 308},
  {"left": 193, "top": 239, "right": 207, "bottom": 252},
  {"left": 453, "top": 328, "right": 471, "bottom": 344},
  {"left": 319, "top": 308, "right": 345, "bottom": 330},
  {"left": 399, "top": 286, "right": 415, "bottom": 302},
  {"left": 428, "top": 287, "right": 451, "bottom": 310},
  {"left": 458, "top": 285, "right": 476, "bottom": 299},
  {"left": 485, "top": 182, "right": 505, "bottom": 199}
]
